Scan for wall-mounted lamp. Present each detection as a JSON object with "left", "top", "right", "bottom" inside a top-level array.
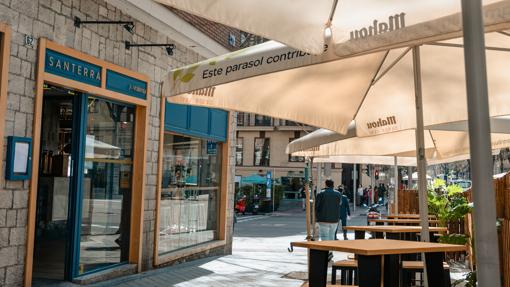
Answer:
[
  {"left": 74, "top": 16, "right": 135, "bottom": 34},
  {"left": 125, "top": 41, "right": 175, "bottom": 56}
]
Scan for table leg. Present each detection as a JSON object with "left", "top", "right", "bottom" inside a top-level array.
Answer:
[
  {"left": 425, "top": 252, "right": 448, "bottom": 287},
  {"left": 384, "top": 254, "right": 400, "bottom": 287},
  {"left": 358, "top": 255, "right": 382, "bottom": 287},
  {"left": 386, "top": 232, "right": 400, "bottom": 240},
  {"left": 309, "top": 249, "right": 329, "bottom": 287},
  {"left": 355, "top": 230, "right": 365, "bottom": 239},
  {"left": 430, "top": 232, "right": 437, "bottom": 242}
]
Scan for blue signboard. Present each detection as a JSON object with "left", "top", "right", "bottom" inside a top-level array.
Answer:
[
  {"left": 266, "top": 171, "right": 272, "bottom": 198},
  {"left": 165, "top": 103, "right": 228, "bottom": 142},
  {"left": 207, "top": 141, "right": 217, "bottom": 155},
  {"left": 45, "top": 49, "right": 102, "bottom": 87},
  {"left": 106, "top": 70, "right": 147, "bottom": 100}
]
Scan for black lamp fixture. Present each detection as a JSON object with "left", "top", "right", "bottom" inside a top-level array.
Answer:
[
  {"left": 125, "top": 41, "right": 175, "bottom": 56},
  {"left": 74, "top": 16, "right": 135, "bottom": 33}
]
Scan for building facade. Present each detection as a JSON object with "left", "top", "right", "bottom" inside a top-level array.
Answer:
[
  {"left": 235, "top": 113, "right": 342, "bottom": 199},
  {"left": 0, "top": 1, "right": 236, "bottom": 286}
]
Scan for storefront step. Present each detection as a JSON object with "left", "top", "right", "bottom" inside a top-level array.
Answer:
[{"left": 72, "top": 264, "right": 137, "bottom": 285}]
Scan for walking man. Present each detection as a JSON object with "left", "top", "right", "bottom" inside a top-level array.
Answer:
[
  {"left": 315, "top": 179, "right": 342, "bottom": 241},
  {"left": 338, "top": 189, "right": 351, "bottom": 240}
]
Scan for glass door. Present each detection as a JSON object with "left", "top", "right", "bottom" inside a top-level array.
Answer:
[
  {"left": 33, "top": 86, "right": 79, "bottom": 281},
  {"left": 78, "top": 97, "right": 135, "bottom": 274},
  {"left": 33, "top": 85, "right": 136, "bottom": 281}
]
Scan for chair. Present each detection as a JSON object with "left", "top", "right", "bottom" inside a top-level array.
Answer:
[
  {"left": 331, "top": 259, "right": 357, "bottom": 285},
  {"left": 400, "top": 260, "right": 451, "bottom": 287}
]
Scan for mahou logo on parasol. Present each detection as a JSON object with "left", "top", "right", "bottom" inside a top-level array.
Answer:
[
  {"left": 350, "top": 13, "right": 406, "bottom": 40},
  {"left": 366, "top": 116, "right": 397, "bottom": 130}
]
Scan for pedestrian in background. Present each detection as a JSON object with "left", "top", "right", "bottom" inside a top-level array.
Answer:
[
  {"left": 315, "top": 179, "right": 342, "bottom": 241},
  {"left": 379, "top": 183, "right": 387, "bottom": 203},
  {"left": 357, "top": 184, "right": 363, "bottom": 206},
  {"left": 299, "top": 186, "right": 306, "bottom": 211},
  {"left": 334, "top": 186, "right": 351, "bottom": 240}
]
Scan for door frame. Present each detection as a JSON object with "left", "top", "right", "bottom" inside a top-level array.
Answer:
[
  {"left": 25, "top": 39, "right": 150, "bottom": 285},
  {"left": 0, "top": 23, "right": 11, "bottom": 184}
]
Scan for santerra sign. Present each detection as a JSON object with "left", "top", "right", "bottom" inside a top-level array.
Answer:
[
  {"left": 367, "top": 116, "right": 397, "bottom": 130},
  {"left": 350, "top": 13, "right": 406, "bottom": 40}
]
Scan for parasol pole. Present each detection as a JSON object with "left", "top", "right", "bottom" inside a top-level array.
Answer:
[
  {"left": 412, "top": 46, "right": 430, "bottom": 243},
  {"left": 304, "top": 157, "right": 312, "bottom": 240},
  {"left": 394, "top": 156, "right": 399, "bottom": 215},
  {"left": 461, "top": 0, "right": 501, "bottom": 285},
  {"left": 413, "top": 45, "right": 431, "bottom": 287}
]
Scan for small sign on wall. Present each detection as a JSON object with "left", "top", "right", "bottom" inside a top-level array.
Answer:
[
  {"left": 207, "top": 141, "right": 217, "bottom": 155},
  {"left": 5, "top": 136, "right": 32, "bottom": 180}
]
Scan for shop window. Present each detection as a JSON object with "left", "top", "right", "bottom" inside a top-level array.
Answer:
[
  {"left": 288, "top": 138, "right": 305, "bottom": 162},
  {"left": 158, "top": 133, "right": 221, "bottom": 254},
  {"left": 254, "top": 138, "right": 270, "bottom": 166},
  {"left": 236, "top": 137, "right": 243, "bottom": 166}
]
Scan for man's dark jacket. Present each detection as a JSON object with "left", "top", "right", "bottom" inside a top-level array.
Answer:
[{"left": 315, "top": 188, "right": 342, "bottom": 223}]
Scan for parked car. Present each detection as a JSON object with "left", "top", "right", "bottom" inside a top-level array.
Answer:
[{"left": 450, "top": 179, "right": 472, "bottom": 191}]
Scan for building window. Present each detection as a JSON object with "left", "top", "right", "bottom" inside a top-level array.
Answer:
[
  {"left": 285, "top": 120, "right": 298, "bottom": 126},
  {"left": 254, "top": 138, "right": 270, "bottom": 166},
  {"left": 254, "top": 115, "right": 272, "bottom": 126},
  {"left": 158, "top": 133, "right": 221, "bottom": 254},
  {"left": 236, "top": 137, "right": 243, "bottom": 166},
  {"left": 289, "top": 138, "right": 305, "bottom": 162},
  {"left": 237, "top": 112, "right": 245, "bottom": 126}
]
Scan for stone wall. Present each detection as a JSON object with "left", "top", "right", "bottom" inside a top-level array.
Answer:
[{"left": 0, "top": 0, "right": 235, "bottom": 285}]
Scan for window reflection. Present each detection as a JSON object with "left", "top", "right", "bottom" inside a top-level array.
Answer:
[{"left": 159, "top": 134, "right": 221, "bottom": 254}]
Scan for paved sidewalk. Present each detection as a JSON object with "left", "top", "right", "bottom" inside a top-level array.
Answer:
[{"left": 32, "top": 205, "right": 394, "bottom": 287}]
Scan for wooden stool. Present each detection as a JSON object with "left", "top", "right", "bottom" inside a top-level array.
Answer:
[
  {"left": 331, "top": 259, "right": 357, "bottom": 285},
  {"left": 401, "top": 260, "right": 451, "bottom": 287}
]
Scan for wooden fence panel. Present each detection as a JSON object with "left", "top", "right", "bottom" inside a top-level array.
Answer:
[{"left": 498, "top": 219, "right": 510, "bottom": 287}]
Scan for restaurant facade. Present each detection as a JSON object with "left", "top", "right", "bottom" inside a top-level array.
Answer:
[{"left": 0, "top": 1, "right": 236, "bottom": 286}]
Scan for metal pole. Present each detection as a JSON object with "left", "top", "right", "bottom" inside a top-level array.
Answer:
[
  {"left": 461, "top": 1, "right": 501, "bottom": 285},
  {"left": 311, "top": 158, "right": 317, "bottom": 239},
  {"left": 272, "top": 167, "right": 276, "bottom": 214},
  {"left": 353, "top": 164, "right": 357, "bottom": 212},
  {"left": 394, "top": 156, "right": 399, "bottom": 215},
  {"left": 407, "top": 166, "right": 413, "bottom": 189},
  {"left": 412, "top": 46, "right": 430, "bottom": 243},
  {"left": 304, "top": 158, "right": 312, "bottom": 240},
  {"left": 370, "top": 165, "right": 375, "bottom": 205},
  {"left": 316, "top": 162, "right": 322, "bottom": 238}
]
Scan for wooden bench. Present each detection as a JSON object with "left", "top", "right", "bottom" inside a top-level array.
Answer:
[{"left": 331, "top": 260, "right": 358, "bottom": 285}]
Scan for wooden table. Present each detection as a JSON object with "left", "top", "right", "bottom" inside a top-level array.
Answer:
[
  {"left": 344, "top": 225, "right": 448, "bottom": 240},
  {"left": 291, "top": 239, "right": 466, "bottom": 287},
  {"left": 368, "top": 218, "right": 440, "bottom": 226},
  {"left": 385, "top": 214, "right": 437, "bottom": 219}
]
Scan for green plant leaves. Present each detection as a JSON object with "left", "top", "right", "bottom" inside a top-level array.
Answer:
[
  {"left": 438, "top": 233, "right": 469, "bottom": 245},
  {"left": 428, "top": 181, "right": 472, "bottom": 226}
]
